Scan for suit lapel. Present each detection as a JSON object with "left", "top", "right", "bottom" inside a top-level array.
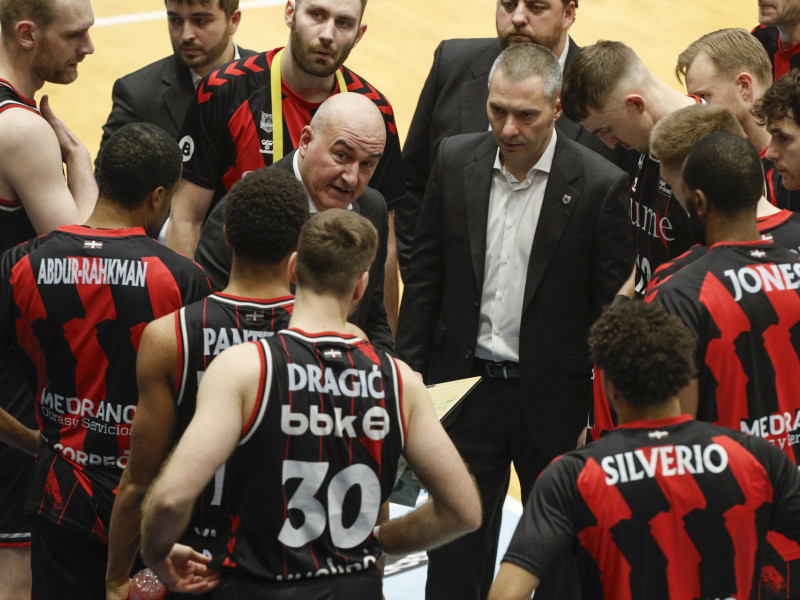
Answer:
[
  {"left": 162, "top": 56, "right": 196, "bottom": 133},
  {"left": 522, "top": 136, "right": 580, "bottom": 314},
  {"left": 465, "top": 135, "right": 497, "bottom": 291}
]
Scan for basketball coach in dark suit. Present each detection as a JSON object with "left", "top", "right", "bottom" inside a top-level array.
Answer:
[
  {"left": 396, "top": 44, "right": 633, "bottom": 600},
  {"left": 194, "top": 94, "right": 394, "bottom": 354},
  {"left": 97, "top": 0, "right": 255, "bottom": 167},
  {"left": 398, "top": 0, "right": 634, "bottom": 271}
]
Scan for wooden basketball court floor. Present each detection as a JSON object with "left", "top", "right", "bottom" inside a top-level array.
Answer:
[{"left": 46, "top": 0, "right": 757, "bottom": 503}]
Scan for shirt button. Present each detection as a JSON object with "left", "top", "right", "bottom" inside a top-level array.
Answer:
[
  {"left": 497, "top": 293, "right": 504, "bottom": 301},
  {"left": 494, "top": 329, "right": 501, "bottom": 336},
  {"left": 507, "top": 221, "right": 514, "bottom": 229},
  {"left": 502, "top": 258, "right": 509, "bottom": 265}
]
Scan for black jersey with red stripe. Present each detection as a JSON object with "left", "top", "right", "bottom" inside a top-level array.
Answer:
[
  {"left": 0, "top": 225, "right": 210, "bottom": 540},
  {"left": 629, "top": 153, "right": 696, "bottom": 298},
  {"left": 649, "top": 240, "right": 800, "bottom": 464},
  {"left": 0, "top": 78, "right": 39, "bottom": 251},
  {"left": 504, "top": 415, "right": 800, "bottom": 599},
  {"left": 174, "top": 292, "right": 293, "bottom": 554},
  {"left": 759, "top": 208, "right": 800, "bottom": 254},
  {"left": 763, "top": 153, "right": 800, "bottom": 212},
  {"left": 752, "top": 25, "right": 800, "bottom": 80},
  {"left": 178, "top": 48, "right": 404, "bottom": 212},
  {"left": 213, "top": 328, "right": 405, "bottom": 585}
]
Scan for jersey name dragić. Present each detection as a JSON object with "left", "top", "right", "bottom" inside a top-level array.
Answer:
[
  {"left": 214, "top": 329, "right": 405, "bottom": 584},
  {"left": 652, "top": 241, "right": 800, "bottom": 465},
  {"left": 174, "top": 292, "right": 293, "bottom": 553},
  {"left": 505, "top": 416, "right": 800, "bottom": 599},
  {"left": 0, "top": 224, "right": 209, "bottom": 540}
]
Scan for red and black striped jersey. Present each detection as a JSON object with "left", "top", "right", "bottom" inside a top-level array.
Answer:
[
  {"left": 752, "top": 25, "right": 800, "bottom": 80},
  {"left": 759, "top": 208, "right": 800, "bottom": 253},
  {"left": 505, "top": 415, "right": 800, "bottom": 599},
  {"left": 629, "top": 152, "right": 696, "bottom": 298},
  {"left": 173, "top": 292, "right": 293, "bottom": 554},
  {"left": 0, "top": 225, "right": 210, "bottom": 541},
  {"left": 213, "top": 328, "right": 405, "bottom": 584},
  {"left": 0, "top": 78, "right": 39, "bottom": 251},
  {"left": 178, "top": 48, "right": 405, "bottom": 212},
  {"left": 650, "top": 240, "right": 800, "bottom": 464}
]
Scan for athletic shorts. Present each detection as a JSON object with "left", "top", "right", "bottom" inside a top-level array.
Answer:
[
  {"left": 0, "top": 444, "right": 33, "bottom": 546},
  {"left": 210, "top": 569, "right": 382, "bottom": 600}
]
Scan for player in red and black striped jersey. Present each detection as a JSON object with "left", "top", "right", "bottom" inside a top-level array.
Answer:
[
  {"left": 105, "top": 167, "right": 308, "bottom": 600},
  {"left": 753, "top": 21, "right": 800, "bottom": 81},
  {"left": 166, "top": 0, "right": 404, "bottom": 263},
  {"left": 0, "top": 124, "right": 211, "bottom": 600},
  {"left": 141, "top": 210, "right": 481, "bottom": 599},
  {"left": 490, "top": 301, "right": 800, "bottom": 600}
]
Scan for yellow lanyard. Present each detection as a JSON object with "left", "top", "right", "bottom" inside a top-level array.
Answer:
[{"left": 270, "top": 48, "right": 348, "bottom": 162}]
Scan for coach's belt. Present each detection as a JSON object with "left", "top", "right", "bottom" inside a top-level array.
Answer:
[{"left": 474, "top": 358, "right": 520, "bottom": 380}]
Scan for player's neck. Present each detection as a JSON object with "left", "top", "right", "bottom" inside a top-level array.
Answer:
[
  {"left": 225, "top": 257, "right": 292, "bottom": 300},
  {"left": 647, "top": 82, "right": 696, "bottom": 125},
  {"left": 779, "top": 20, "right": 800, "bottom": 48},
  {"left": 745, "top": 118, "right": 772, "bottom": 152},
  {"left": 280, "top": 43, "right": 337, "bottom": 104},
  {"left": 757, "top": 196, "right": 781, "bottom": 217},
  {"left": 84, "top": 198, "right": 140, "bottom": 230},
  {"left": 288, "top": 289, "right": 352, "bottom": 335},
  {"left": 0, "top": 50, "right": 41, "bottom": 100},
  {"left": 615, "top": 398, "right": 682, "bottom": 425},
  {"left": 704, "top": 213, "right": 762, "bottom": 246}
]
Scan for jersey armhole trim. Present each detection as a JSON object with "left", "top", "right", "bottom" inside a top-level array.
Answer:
[
  {"left": 388, "top": 356, "right": 406, "bottom": 449},
  {"left": 240, "top": 339, "right": 271, "bottom": 445},
  {"left": 175, "top": 308, "right": 189, "bottom": 406}
]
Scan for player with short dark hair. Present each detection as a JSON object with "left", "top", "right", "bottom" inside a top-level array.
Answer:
[
  {"left": 105, "top": 166, "right": 308, "bottom": 600},
  {"left": 142, "top": 209, "right": 481, "bottom": 600},
  {"left": 0, "top": 122, "right": 211, "bottom": 600},
  {"left": 489, "top": 300, "right": 800, "bottom": 599}
]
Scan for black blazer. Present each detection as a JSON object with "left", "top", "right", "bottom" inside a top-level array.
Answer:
[
  {"left": 398, "top": 37, "right": 634, "bottom": 269},
  {"left": 194, "top": 150, "right": 395, "bottom": 355},
  {"left": 97, "top": 47, "right": 257, "bottom": 166},
  {"left": 396, "top": 131, "right": 634, "bottom": 456}
]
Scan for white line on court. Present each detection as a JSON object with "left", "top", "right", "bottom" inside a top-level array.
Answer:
[{"left": 94, "top": 0, "right": 285, "bottom": 28}]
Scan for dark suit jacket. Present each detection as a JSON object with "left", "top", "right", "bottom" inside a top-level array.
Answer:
[
  {"left": 396, "top": 131, "right": 634, "bottom": 456},
  {"left": 398, "top": 37, "right": 635, "bottom": 270},
  {"left": 97, "top": 47, "right": 256, "bottom": 168},
  {"left": 194, "top": 151, "right": 395, "bottom": 354}
]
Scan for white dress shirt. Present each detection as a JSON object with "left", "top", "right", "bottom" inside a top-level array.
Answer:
[{"left": 475, "top": 130, "right": 558, "bottom": 363}]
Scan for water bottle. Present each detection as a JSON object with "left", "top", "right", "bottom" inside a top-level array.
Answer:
[{"left": 130, "top": 568, "right": 166, "bottom": 600}]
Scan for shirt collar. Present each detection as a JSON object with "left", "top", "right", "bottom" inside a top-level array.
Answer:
[
  {"left": 557, "top": 36, "right": 570, "bottom": 72},
  {"left": 493, "top": 129, "right": 558, "bottom": 185},
  {"left": 191, "top": 44, "right": 241, "bottom": 87}
]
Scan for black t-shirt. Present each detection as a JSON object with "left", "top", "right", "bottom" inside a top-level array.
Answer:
[
  {"left": 174, "top": 292, "right": 293, "bottom": 554},
  {"left": 179, "top": 48, "right": 405, "bottom": 213},
  {"left": 0, "top": 225, "right": 210, "bottom": 540},
  {"left": 505, "top": 415, "right": 800, "bottom": 599},
  {"left": 212, "top": 328, "right": 405, "bottom": 584}
]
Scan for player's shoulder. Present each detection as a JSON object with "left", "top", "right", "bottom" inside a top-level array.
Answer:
[
  {"left": 194, "top": 51, "right": 270, "bottom": 106},
  {"left": 340, "top": 65, "right": 397, "bottom": 128},
  {"left": 438, "top": 37, "right": 499, "bottom": 58},
  {"left": 751, "top": 24, "right": 780, "bottom": 49},
  {"left": 135, "top": 235, "right": 208, "bottom": 277}
]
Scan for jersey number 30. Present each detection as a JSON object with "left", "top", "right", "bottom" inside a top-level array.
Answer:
[{"left": 278, "top": 460, "right": 381, "bottom": 549}]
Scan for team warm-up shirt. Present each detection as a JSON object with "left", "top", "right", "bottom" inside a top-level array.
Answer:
[
  {"left": 0, "top": 225, "right": 210, "bottom": 541},
  {"left": 0, "top": 79, "right": 38, "bottom": 250},
  {"left": 752, "top": 25, "right": 800, "bottom": 80},
  {"left": 213, "top": 328, "right": 405, "bottom": 584},
  {"left": 629, "top": 152, "right": 695, "bottom": 297},
  {"left": 504, "top": 415, "right": 800, "bottom": 599},
  {"left": 178, "top": 48, "right": 404, "bottom": 212},
  {"left": 174, "top": 292, "right": 293, "bottom": 553}
]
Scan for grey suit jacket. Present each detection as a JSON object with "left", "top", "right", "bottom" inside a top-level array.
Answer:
[
  {"left": 194, "top": 151, "right": 395, "bottom": 355},
  {"left": 396, "top": 131, "right": 634, "bottom": 456},
  {"left": 398, "top": 37, "right": 635, "bottom": 270},
  {"left": 97, "top": 47, "right": 256, "bottom": 168}
]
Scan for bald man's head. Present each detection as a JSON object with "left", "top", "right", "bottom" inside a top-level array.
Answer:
[{"left": 298, "top": 93, "right": 386, "bottom": 212}]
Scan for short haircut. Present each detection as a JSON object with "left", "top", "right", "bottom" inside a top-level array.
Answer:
[
  {"left": 294, "top": 0, "right": 368, "bottom": 14},
  {"left": 165, "top": 0, "right": 239, "bottom": 20},
  {"left": 650, "top": 104, "right": 745, "bottom": 170},
  {"left": 589, "top": 301, "right": 697, "bottom": 408},
  {"left": 224, "top": 167, "right": 309, "bottom": 264},
  {"left": 295, "top": 209, "right": 378, "bottom": 298},
  {"left": 675, "top": 28, "right": 772, "bottom": 87},
  {"left": 683, "top": 132, "right": 764, "bottom": 217},
  {"left": 97, "top": 123, "right": 183, "bottom": 211},
  {"left": 754, "top": 68, "right": 800, "bottom": 127},
  {"left": 0, "top": 0, "right": 56, "bottom": 37},
  {"left": 561, "top": 40, "right": 640, "bottom": 122},
  {"left": 489, "top": 43, "right": 562, "bottom": 105}
]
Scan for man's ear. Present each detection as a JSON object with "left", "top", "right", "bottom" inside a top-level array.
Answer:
[
  {"left": 735, "top": 71, "right": 755, "bottom": 102},
  {"left": 16, "top": 20, "right": 37, "bottom": 50},
  {"left": 624, "top": 94, "right": 647, "bottom": 113},
  {"left": 298, "top": 126, "right": 314, "bottom": 158},
  {"left": 351, "top": 22, "right": 367, "bottom": 48},
  {"left": 284, "top": 0, "right": 295, "bottom": 28},
  {"left": 228, "top": 10, "right": 242, "bottom": 35},
  {"left": 351, "top": 270, "right": 369, "bottom": 307},
  {"left": 288, "top": 251, "right": 299, "bottom": 284}
]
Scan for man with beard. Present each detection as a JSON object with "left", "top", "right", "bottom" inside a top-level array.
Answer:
[
  {"left": 166, "top": 0, "right": 403, "bottom": 331},
  {"left": 399, "top": 0, "right": 634, "bottom": 273},
  {"left": 0, "top": 123, "right": 211, "bottom": 600},
  {"left": 97, "top": 0, "right": 255, "bottom": 170},
  {"left": 752, "top": 0, "right": 800, "bottom": 80},
  {"left": 0, "top": 1, "right": 98, "bottom": 597}
]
